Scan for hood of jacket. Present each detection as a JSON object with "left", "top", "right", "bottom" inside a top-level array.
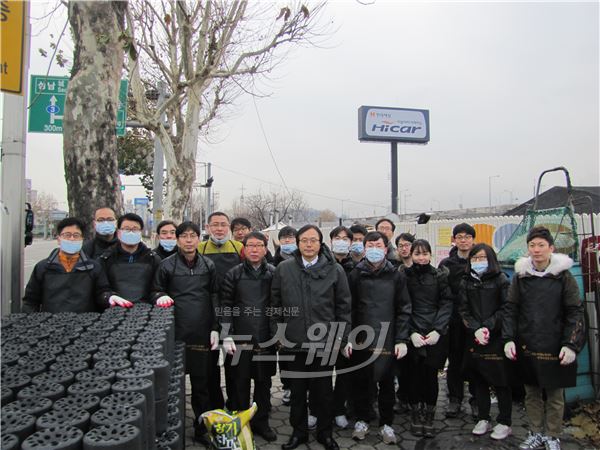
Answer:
[{"left": 515, "top": 253, "right": 573, "bottom": 277}]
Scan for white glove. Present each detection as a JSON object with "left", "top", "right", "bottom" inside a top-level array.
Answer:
[
  {"left": 210, "top": 330, "right": 219, "bottom": 351},
  {"left": 223, "top": 337, "right": 236, "bottom": 355},
  {"left": 504, "top": 341, "right": 517, "bottom": 360},
  {"left": 395, "top": 343, "right": 408, "bottom": 359},
  {"left": 342, "top": 342, "right": 352, "bottom": 359},
  {"left": 410, "top": 332, "right": 426, "bottom": 348},
  {"left": 474, "top": 327, "right": 489, "bottom": 346},
  {"left": 109, "top": 295, "right": 133, "bottom": 308},
  {"left": 156, "top": 295, "right": 174, "bottom": 308},
  {"left": 425, "top": 330, "right": 440, "bottom": 346},
  {"left": 559, "top": 346, "right": 576, "bottom": 365}
]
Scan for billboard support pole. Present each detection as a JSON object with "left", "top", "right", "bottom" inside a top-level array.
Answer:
[{"left": 391, "top": 142, "right": 398, "bottom": 214}]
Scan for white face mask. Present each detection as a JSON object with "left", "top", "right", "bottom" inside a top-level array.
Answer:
[{"left": 120, "top": 231, "right": 142, "bottom": 246}]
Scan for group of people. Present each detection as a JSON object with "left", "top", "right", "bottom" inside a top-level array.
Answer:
[{"left": 23, "top": 208, "right": 586, "bottom": 450}]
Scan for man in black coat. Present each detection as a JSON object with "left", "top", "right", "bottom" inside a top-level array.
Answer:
[
  {"left": 22, "top": 217, "right": 112, "bottom": 313},
  {"left": 151, "top": 221, "right": 219, "bottom": 446},
  {"left": 271, "top": 225, "right": 352, "bottom": 450},
  {"left": 438, "top": 222, "right": 477, "bottom": 417},
  {"left": 82, "top": 207, "right": 118, "bottom": 259},
  {"left": 154, "top": 220, "right": 178, "bottom": 260},
  {"left": 99, "top": 213, "right": 161, "bottom": 307},
  {"left": 503, "top": 226, "right": 585, "bottom": 450},
  {"left": 220, "top": 231, "right": 277, "bottom": 442},
  {"left": 348, "top": 231, "right": 411, "bottom": 445}
]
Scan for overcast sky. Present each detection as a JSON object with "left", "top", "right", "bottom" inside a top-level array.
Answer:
[{"left": 6, "top": 1, "right": 599, "bottom": 219}]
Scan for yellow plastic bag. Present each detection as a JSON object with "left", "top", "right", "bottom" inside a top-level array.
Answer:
[{"left": 200, "top": 403, "right": 257, "bottom": 450}]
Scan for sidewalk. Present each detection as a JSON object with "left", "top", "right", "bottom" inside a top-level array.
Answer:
[{"left": 183, "top": 372, "right": 597, "bottom": 450}]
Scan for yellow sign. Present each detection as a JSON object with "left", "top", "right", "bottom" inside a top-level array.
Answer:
[
  {"left": 0, "top": 0, "right": 26, "bottom": 94},
  {"left": 437, "top": 227, "right": 452, "bottom": 246}
]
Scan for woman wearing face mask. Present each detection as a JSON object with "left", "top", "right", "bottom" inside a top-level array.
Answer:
[
  {"left": 458, "top": 244, "right": 513, "bottom": 440},
  {"left": 403, "top": 239, "right": 453, "bottom": 438},
  {"left": 154, "top": 220, "right": 178, "bottom": 260}
]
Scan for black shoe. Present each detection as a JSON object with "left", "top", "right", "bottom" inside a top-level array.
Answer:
[
  {"left": 282, "top": 435, "right": 308, "bottom": 450},
  {"left": 316, "top": 436, "right": 340, "bottom": 450},
  {"left": 254, "top": 425, "right": 277, "bottom": 442}
]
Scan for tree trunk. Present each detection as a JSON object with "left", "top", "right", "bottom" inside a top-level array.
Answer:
[{"left": 63, "top": 1, "right": 126, "bottom": 224}]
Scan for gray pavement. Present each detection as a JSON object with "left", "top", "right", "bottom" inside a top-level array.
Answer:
[{"left": 183, "top": 371, "right": 596, "bottom": 450}]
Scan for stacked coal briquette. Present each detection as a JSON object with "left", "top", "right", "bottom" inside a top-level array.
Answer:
[{"left": 1, "top": 303, "right": 187, "bottom": 450}]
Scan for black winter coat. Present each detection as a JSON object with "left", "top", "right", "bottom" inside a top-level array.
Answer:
[
  {"left": 438, "top": 246, "right": 468, "bottom": 317},
  {"left": 220, "top": 259, "right": 276, "bottom": 379},
  {"left": 459, "top": 271, "right": 512, "bottom": 386},
  {"left": 154, "top": 244, "right": 178, "bottom": 260},
  {"left": 270, "top": 249, "right": 352, "bottom": 352},
  {"left": 151, "top": 251, "right": 218, "bottom": 375},
  {"left": 82, "top": 235, "right": 118, "bottom": 260},
  {"left": 349, "top": 260, "right": 412, "bottom": 381},
  {"left": 334, "top": 255, "right": 356, "bottom": 276},
  {"left": 272, "top": 248, "right": 293, "bottom": 267},
  {"left": 502, "top": 254, "right": 586, "bottom": 389},
  {"left": 99, "top": 242, "right": 161, "bottom": 303},
  {"left": 22, "top": 249, "right": 112, "bottom": 313},
  {"left": 404, "top": 264, "right": 453, "bottom": 369}
]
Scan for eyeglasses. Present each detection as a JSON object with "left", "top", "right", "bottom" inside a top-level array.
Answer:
[
  {"left": 398, "top": 243, "right": 412, "bottom": 248},
  {"left": 60, "top": 232, "right": 83, "bottom": 240},
  {"left": 233, "top": 226, "right": 249, "bottom": 232},
  {"left": 95, "top": 218, "right": 115, "bottom": 223},
  {"left": 245, "top": 244, "right": 265, "bottom": 250},
  {"left": 120, "top": 227, "right": 141, "bottom": 233},
  {"left": 470, "top": 256, "right": 488, "bottom": 262},
  {"left": 179, "top": 233, "right": 199, "bottom": 240},
  {"left": 299, "top": 238, "right": 320, "bottom": 245},
  {"left": 377, "top": 225, "right": 393, "bottom": 231},
  {"left": 455, "top": 234, "right": 474, "bottom": 241}
]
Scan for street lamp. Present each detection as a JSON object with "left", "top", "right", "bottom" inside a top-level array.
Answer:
[{"left": 488, "top": 175, "right": 500, "bottom": 210}]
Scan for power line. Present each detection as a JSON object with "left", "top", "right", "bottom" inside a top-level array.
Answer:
[
  {"left": 210, "top": 163, "right": 388, "bottom": 212},
  {"left": 252, "top": 96, "right": 292, "bottom": 197}
]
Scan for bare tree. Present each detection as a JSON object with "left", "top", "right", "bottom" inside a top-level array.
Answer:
[
  {"left": 125, "top": 1, "right": 328, "bottom": 221},
  {"left": 235, "top": 189, "right": 308, "bottom": 230},
  {"left": 318, "top": 208, "right": 337, "bottom": 223},
  {"left": 30, "top": 192, "right": 59, "bottom": 238},
  {"left": 62, "top": 1, "right": 127, "bottom": 219}
]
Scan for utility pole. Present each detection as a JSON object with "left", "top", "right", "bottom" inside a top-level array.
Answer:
[
  {"left": 1, "top": 2, "right": 30, "bottom": 315},
  {"left": 206, "top": 163, "right": 212, "bottom": 219}
]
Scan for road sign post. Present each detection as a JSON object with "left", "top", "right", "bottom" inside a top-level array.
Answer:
[{"left": 28, "top": 76, "right": 128, "bottom": 135}]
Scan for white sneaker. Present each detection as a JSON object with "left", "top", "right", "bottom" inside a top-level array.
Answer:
[
  {"left": 379, "top": 424, "right": 397, "bottom": 444},
  {"left": 491, "top": 423, "right": 512, "bottom": 440},
  {"left": 334, "top": 415, "right": 348, "bottom": 429},
  {"left": 519, "top": 432, "right": 546, "bottom": 450},
  {"left": 307, "top": 414, "right": 317, "bottom": 430},
  {"left": 352, "top": 420, "right": 369, "bottom": 440},
  {"left": 282, "top": 389, "right": 291, "bottom": 405},
  {"left": 545, "top": 438, "right": 561, "bottom": 450},
  {"left": 472, "top": 419, "right": 491, "bottom": 436}
]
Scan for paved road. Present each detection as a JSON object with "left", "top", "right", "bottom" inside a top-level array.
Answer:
[
  {"left": 23, "top": 238, "right": 56, "bottom": 286},
  {"left": 183, "top": 371, "right": 596, "bottom": 450}
]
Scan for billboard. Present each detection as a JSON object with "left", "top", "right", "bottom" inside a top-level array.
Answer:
[{"left": 358, "top": 106, "right": 429, "bottom": 143}]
